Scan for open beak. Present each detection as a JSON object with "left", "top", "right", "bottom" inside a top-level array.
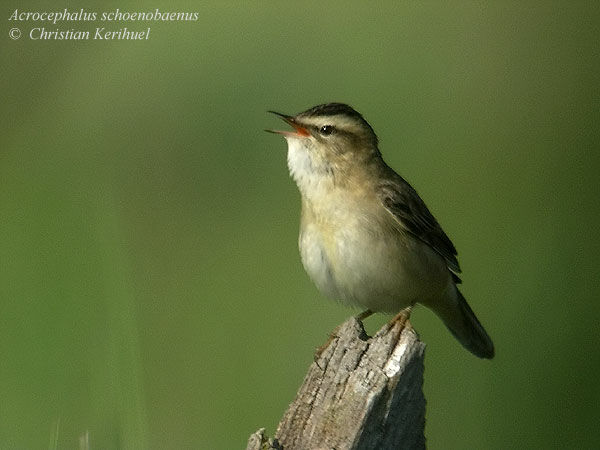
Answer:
[{"left": 265, "top": 111, "right": 310, "bottom": 138}]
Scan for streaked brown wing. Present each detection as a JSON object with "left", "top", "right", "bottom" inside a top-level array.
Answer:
[{"left": 378, "top": 174, "right": 461, "bottom": 275}]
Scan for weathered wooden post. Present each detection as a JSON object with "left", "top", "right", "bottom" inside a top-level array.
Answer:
[{"left": 246, "top": 316, "right": 426, "bottom": 450}]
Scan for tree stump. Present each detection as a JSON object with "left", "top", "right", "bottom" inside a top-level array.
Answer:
[{"left": 246, "top": 316, "right": 426, "bottom": 450}]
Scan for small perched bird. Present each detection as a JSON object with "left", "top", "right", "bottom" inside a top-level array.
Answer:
[{"left": 267, "top": 103, "right": 494, "bottom": 359}]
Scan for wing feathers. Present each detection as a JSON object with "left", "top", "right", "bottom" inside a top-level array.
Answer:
[{"left": 378, "top": 175, "right": 461, "bottom": 274}]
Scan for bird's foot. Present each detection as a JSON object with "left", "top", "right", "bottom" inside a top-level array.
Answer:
[
  {"left": 314, "top": 326, "right": 340, "bottom": 366},
  {"left": 385, "top": 306, "right": 413, "bottom": 331},
  {"left": 314, "top": 310, "right": 372, "bottom": 365},
  {"left": 355, "top": 309, "right": 373, "bottom": 323}
]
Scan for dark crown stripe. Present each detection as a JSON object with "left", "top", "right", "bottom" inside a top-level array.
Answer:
[
  {"left": 300, "top": 103, "right": 363, "bottom": 119},
  {"left": 298, "top": 103, "right": 378, "bottom": 146}
]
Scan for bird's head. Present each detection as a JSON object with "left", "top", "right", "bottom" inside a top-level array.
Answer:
[{"left": 267, "top": 103, "right": 381, "bottom": 193}]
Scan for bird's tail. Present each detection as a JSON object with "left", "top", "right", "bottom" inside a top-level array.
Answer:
[{"left": 433, "top": 288, "right": 495, "bottom": 359}]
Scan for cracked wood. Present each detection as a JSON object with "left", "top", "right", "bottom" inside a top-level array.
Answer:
[{"left": 246, "top": 316, "right": 426, "bottom": 450}]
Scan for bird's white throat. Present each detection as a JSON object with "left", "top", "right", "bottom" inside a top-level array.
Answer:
[{"left": 285, "top": 137, "right": 334, "bottom": 202}]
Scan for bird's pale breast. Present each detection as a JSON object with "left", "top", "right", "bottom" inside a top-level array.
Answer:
[{"left": 299, "top": 189, "right": 451, "bottom": 313}]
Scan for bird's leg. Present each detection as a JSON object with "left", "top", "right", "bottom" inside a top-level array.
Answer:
[
  {"left": 314, "top": 328, "right": 338, "bottom": 365},
  {"left": 389, "top": 306, "right": 413, "bottom": 328},
  {"left": 314, "top": 310, "right": 373, "bottom": 364},
  {"left": 355, "top": 309, "right": 373, "bottom": 322}
]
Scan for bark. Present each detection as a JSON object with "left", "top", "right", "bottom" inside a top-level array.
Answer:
[{"left": 246, "top": 316, "right": 426, "bottom": 450}]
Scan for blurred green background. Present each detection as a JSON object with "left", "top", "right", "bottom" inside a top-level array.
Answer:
[{"left": 2, "top": 1, "right": 599, "bottom": 449}]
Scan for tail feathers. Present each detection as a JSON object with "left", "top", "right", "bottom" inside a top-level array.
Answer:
[{"left": 435, "top": 289, "right": 495, "bottom": 359}]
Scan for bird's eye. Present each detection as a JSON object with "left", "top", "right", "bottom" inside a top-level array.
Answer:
[{"left": 319, "top": 125, "right": 334, "bottom": 136}]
